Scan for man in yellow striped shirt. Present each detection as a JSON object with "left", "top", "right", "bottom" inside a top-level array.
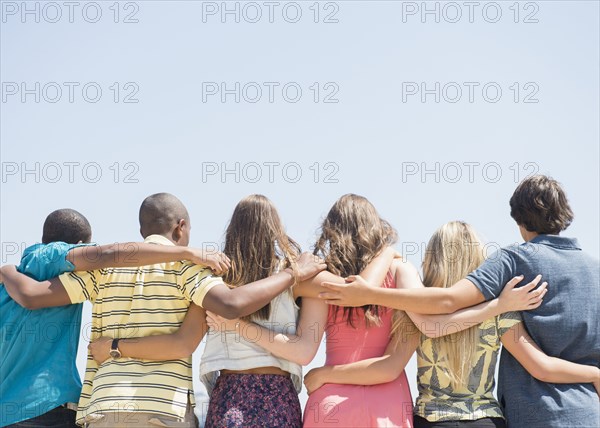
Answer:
[{"left": 1, "top": 193, "right": 326, "bottom": 427}]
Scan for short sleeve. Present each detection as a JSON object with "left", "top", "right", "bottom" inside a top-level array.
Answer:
[
  {"left": 497, "top": 311, "right": 523, "bottom": 338},
  {"left": 467, "top": 248, "right": 517, "bottom": 301},
  {"left": 18, "top": 242, "right": 95, "bottom": 280},
  {"left": 59, "top": 270, "right": 102, "bottom": 303},
  {"left": 180, "top": 264, "right": 225, "bottom": 307}
]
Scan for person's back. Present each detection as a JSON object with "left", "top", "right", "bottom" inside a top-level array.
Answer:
[
  {"left": 200, "top": 289, "right": 302, "bottom": 395},
  {"left": 496, "top": 238, "right": 599, "bottom": 426},
  {"left": 465, "top": 175, "right": 600, "bottom": 427},
  {"left": 59, "top": 233, "right": 223, "bottom": 425},
  {"left": 324, "top": 272, "right": 395, "bottom": 365},
  {"left": 0, "top": 209, "right": 92, "bottom": 427},
  {"left": 305, "top": 272, "right": 413, "bottom": 427}
]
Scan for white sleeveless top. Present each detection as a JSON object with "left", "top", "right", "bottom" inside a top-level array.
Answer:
[{"left": 199, "top": 289, "right": 303, "bottom": 395}]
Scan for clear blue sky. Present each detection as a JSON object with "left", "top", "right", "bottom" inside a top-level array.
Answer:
[{"left": 2, "top": 1, "right": 598, "bottom": 424}]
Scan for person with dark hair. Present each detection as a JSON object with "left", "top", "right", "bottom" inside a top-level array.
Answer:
[
  {"left": 42, "top": 208, "right": 92, "bottom": 244},
  {"left": 319, "top": 176, "right": 599, "bottom": 428},
  {"left": 0, "top": 207, "right": 232, "bottom": 428},
  {"left": 1, "top": 193, "right": 326, "bottom": 428}
]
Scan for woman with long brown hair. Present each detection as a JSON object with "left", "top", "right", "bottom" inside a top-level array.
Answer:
[
  {"left": 209, "top": 193, "right": 416, "bottom": 427},
  {"left": 87, "top": 194, "right": 396, "bottom": 427}
]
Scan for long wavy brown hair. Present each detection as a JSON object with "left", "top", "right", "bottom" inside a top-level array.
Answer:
[
  {"left": 313, "top": 194, "right": 397, "bottom": 327},
  {"left": 222, "top": 194, "right": 301, "bottom": 321}
]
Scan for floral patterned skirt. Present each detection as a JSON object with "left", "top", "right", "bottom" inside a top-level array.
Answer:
[{"left": 205, "top": 373, "right": 302, "bottom": 428}]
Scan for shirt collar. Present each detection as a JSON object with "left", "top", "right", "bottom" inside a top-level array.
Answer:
[
  {"left": 144, "top": 234, "right": 175, "bottom": 246},
  {"left": 529, "top": 234, "right": 581, "bottom": 250}
]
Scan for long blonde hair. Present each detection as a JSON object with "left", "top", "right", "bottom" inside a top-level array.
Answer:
[
  {"left": 223, "top": 194, "right": 300, "bottom": 321},
  {"left": 313, "top": 194, "right": 397, "bottom": 327},
  {"left": 391, "top": 221, "right": 486, "bottom": 389}
]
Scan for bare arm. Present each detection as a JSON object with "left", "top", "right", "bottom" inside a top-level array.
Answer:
[
  {"left": 207, "top": 297, "right": 328, "bottom": 366},
  {"left": 319, "top": 265, "right": 485, "bottom": 313},
  {"left": 202, "top": 252, "right": 327, "bottom": 319},
  {"left": 69, "top": 243, "right": 230, "bottom": 274},
  {"left": 89, "top": 304, "right": 207, "bottom": 363},
  {"left": 1, "top": 265, "right": 70, "bottom": 309},
  {"left": 203, "top": 247, "right": 398, "bottom": 363},
  {"left": 294, "top": 246, "right": 398, "bottom": 299},
  {"left": 501, "top": 323, "right": 600, "bottom": 390},
  {"left": 303, "top": 331, "right": 420, "bottom": 394},
  {"left": 393, "top": 261, "right": 547, "bottom": 337}
]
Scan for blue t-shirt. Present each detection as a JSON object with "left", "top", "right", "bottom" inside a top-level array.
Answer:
[
  {"left": 467, "top": 235, "right": 599, "bottom": 428},
  {"left": 0, "top": 242, "right": 92, "bottom": 426}
]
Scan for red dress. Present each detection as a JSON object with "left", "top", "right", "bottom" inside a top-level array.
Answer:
[{"left": 303, "top": 272, "right": 414, "bottom": 427}]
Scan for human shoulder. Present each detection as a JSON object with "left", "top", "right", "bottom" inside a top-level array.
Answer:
[{"left": 391, "top": 257, "right": 419, "bottom": 279}]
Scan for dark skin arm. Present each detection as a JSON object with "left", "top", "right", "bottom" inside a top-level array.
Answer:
[
  {"left": 67, "top": 243, "right": 230, "bottom": 274},
  {"left": 0, "top": 243, "right": 231, "bottom": 310},
  {"left": 1, "top": 266, "right": 70, "bottom": 309},
  {"left": 202, "top": 252, "right": 327, "bottom": 319},
  {"left": 89, "top": 303, "right": 207, "bottom": 363}
]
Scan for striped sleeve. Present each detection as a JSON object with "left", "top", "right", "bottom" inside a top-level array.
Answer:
[
  {"left": 179, "top": 263, "right": 225, "bottom": 307},
  {"left": 59, "top": 270, "right": 101, "bottom": 303}
]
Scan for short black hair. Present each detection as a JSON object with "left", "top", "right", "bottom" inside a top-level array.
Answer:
[
  {"left": 42, "top": 209, "right": 92, "bottom": 244},
  {"left": 139, "top": 193, "right": 189, "bottom": 238},
  {"left": 510, "top": 175, "right": 574, "bottom": 235}
]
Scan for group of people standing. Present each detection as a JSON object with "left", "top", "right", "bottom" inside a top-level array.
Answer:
[{"left": 1, "top": 174, "right": 598, "bottom": 428}]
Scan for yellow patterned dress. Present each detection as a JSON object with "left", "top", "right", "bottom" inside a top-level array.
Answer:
[{"left": 414, "top": 312, "right": 522, "bottom": 422}]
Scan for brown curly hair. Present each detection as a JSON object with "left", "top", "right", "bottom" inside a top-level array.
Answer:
[{"left": 313, "top": 194, "right": 397, "bottom": 327}]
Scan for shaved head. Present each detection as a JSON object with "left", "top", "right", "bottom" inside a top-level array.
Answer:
[
  {"left": 139, "top": 193, "right": 190, "bottom": 238},
  {"left": 42, "top": 208, "right": 92, "bottom": 244}
]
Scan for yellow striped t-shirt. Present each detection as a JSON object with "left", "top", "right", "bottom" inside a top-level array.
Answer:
[{"left": 58, "top": 234, "right": 224, "bottom": 425}]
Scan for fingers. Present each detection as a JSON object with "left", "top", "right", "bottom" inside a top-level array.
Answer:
[
  {"left": 528, "top": 281, "right": 547, "bottom": 300},
  {"left": 522, "top": 274, "right": 542, "bottom": 292},
  {"left": 321, "top": 282, "right": 343, "bottom": 290},
  {"left": 504, "top": 275, "right": 525, "bottom": 290},
  {"left": 525, "top": 281, "right": 548, "bottom": 309}
]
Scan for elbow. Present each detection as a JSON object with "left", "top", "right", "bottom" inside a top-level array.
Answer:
[
  {"left": 381, "top": 370, "right": 402, "bottom": 384},
  {"left": 172, "top": 342, "right": 196, "bottom": 359},
  {"left": 378, "top": 366, "right": 403, "bottom": 383},
  {"left": 19, "top": 295, "right": 40, "bottom": 310},
  {"left": 296, "top": 351, "right": 317, "bottom": 366},
  {"left": 440, "top": 295, "right": 458, "bottom": 314},
  {"left": 528, "top": 361, "right": 552, "bottom": 383},
  {"left": 220, "top": 302, "right": 244, "bottom": 320}
]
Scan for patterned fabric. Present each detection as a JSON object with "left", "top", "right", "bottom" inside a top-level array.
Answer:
[
  {"left": 414, "top": 312, "right": 522, "bottom": 422},
  {"left": 204, "top": 374, "right": 302, "bottom": 428},
  {"left": 58, "top": 234, "right": 224, "bottom": 425}
]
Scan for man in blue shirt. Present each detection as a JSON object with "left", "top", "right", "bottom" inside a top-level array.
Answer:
[{"left": 1, "top": 209, "right": 93, "bottom": 427}]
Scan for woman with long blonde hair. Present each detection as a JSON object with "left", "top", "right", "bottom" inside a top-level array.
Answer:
[{"left": 306, "top": 221, "right": 599, "bottom": 427}]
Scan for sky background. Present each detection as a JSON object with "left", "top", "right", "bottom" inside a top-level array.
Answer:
[{"left": 1, "top": 0, "right": 599, "bottom": 425}]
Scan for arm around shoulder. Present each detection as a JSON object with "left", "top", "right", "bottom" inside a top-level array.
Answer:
[{"left": 0, "top": 265, "right": 72, "bottom": 309}]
